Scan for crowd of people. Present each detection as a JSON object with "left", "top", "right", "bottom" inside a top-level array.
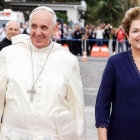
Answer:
[{"left": 0, "top": 18, "right": 130, "bottom": 56}]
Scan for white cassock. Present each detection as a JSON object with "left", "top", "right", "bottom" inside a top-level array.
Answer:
[{"left": 0, "top": 34, "right": 86, "bottom": 140}]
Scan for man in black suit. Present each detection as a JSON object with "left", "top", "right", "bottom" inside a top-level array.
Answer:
[{"left": 0, "top": 20, "right": 20, "bottom": 50}]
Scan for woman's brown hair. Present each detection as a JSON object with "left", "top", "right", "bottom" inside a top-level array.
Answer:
[{"left": 122, "top": 7, "right": 140, "bottom": 35}]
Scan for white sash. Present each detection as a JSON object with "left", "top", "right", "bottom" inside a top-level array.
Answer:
[{"left": 2, "top": 107, "right": 57, "bottom": 136}]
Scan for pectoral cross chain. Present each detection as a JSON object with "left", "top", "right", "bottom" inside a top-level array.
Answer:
[{"left": 27, "top": 85, "right": 36, "bottom": 102}]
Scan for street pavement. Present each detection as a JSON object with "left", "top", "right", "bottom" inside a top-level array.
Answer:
[
  {"left": 77, "top": 40, "right": 127, "bottom": 139},
  {"left": 78, "top": 56, "right": 108, "bottom": 140},
  {"left": 78, "top": 40, "right": 114, "bottom": 140}
]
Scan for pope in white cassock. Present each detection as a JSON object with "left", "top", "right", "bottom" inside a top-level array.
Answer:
[{"left": 0, "top": 6, "right": 86, "bottom": 140}]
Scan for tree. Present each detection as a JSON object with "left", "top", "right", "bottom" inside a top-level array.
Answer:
[
  {"left": 56, "top": 12, "right": 68, "bottom": 24},
  {"left": 121, "top": 0, "right": 138, "bottom": 12},
  {"left": 83, "top": 0, "right": 124, "bottom": 26},
  {"left": 0, "top": 0, "right": 10, "bottom": 10}
]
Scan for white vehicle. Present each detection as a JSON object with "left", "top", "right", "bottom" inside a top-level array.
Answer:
[{"left": 0, "top": 9, "right": 25, "bottom": 28}]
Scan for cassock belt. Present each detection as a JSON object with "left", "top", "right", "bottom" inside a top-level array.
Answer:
[{"left": 2, "top": 107, "right": 57, "bottom": 136}]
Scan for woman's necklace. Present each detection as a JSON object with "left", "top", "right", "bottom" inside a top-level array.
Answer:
[{"left": 27, "top": 41, "right": 54, "bottom": 102}]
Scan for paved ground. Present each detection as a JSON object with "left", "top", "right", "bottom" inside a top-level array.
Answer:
[
  {"left": 77, "top": 40, "right": 127, "bottom": 140},
  {"left": 78, "top": 56, "right": 108, "bottom": 140},
  {"left": 78, "top": 40, "right": 114, "bottom": 140}
]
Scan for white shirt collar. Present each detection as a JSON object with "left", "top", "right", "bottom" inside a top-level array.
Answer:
[{"left": 30, "top": 39, "right": 53, "bottom": 52}]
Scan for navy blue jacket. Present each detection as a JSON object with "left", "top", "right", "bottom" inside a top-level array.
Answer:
[{"left": 95, "top": 50, "right": 140, "bottom": 140}]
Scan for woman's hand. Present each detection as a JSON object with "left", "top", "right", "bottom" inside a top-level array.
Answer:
[{"left": 97, "top": 128, "right": 107, "bottom": 140}]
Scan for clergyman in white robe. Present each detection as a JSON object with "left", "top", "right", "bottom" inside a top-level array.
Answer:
[{"left": 0, "top": 34, "right": 86, "bottom": 140}]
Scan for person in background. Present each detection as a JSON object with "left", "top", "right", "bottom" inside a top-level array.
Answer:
[
  {"left": 111, "top": 27, "right": 117, "bottom": 55},
  {"left": 88, "top": 24, "right": 96, "bottom": 51},
  {"left": 125, "top": 35, "right": 131, "bottom": 51},
  {"left": 95, "top": 7, "right": 140, "bottom": 140},
  {"left": 61, "top": 23, "right": 67, "bottom": 45},
  {"left": 116, "top": 25, "right": 125, "bottom": 53},
  {"left": 20, "top": 22, "right": 24, "bottom": 33},
  {"left": 73, "top": 24, "right": 83, "bottom": 56},
  {"left": 95, "top": 24, "right": 104, "bottom": 47},
  {"left": 82, "top": 25, "right": 90, "bottom": 55},
  {"left": 65, "top": 26, "right": 73, "bottom": 53},
  {"left": 0, "top": 20, "right": 20, "bottom": 50},
  {"left": 104, "top": 24, "right": 111, "bottom": 47},
  {"left": 52, "top": 24, "right": 62, "bottom": 44},
  {"left": 0, "top": 6, "right": 85, "bottom": 140}
]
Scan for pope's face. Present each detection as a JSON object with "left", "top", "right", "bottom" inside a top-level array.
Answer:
[{"left": 30, "top": 10, "right": 56, "bottom": 48}]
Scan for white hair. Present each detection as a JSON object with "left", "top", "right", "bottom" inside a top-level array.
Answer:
[
  {"left": 29, "top": 6, "right": 57, "bottom": 25},
  {"left": 6, "top": 20, "right": 20, "bottom": 30}
]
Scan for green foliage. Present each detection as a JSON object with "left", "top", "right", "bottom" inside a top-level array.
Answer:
[
  {"left": 0, "top": 0, "right": 10, "bottom": 9},
  {"left": 56, "top": 12, "right": 68, "bottom": 24},
  {"left": 83, "top": 0, "right": 125, "bottom": 26},
  {"left": 83, "top": 0, "right": 138, "bottom": 26}
]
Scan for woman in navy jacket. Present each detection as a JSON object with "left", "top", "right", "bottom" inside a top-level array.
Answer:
[{"left": 95, "top": 7, "right": 140, "bottom": 140}]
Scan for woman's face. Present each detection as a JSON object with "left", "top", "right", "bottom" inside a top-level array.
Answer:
[{"left": 127, "top": 19, "right": 140, "bottom": 50}]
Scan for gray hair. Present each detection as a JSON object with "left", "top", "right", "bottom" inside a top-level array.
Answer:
[
  {"left": 29, "top": 6, "right": 57, "bottom": 25},
  {"left": 6, "top": 20, "right": 20, "bottom": 30}
]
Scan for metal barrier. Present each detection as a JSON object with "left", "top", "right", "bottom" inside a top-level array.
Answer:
[
  {"left": 53, "top": 38, "right": 130, "bottom": 55},
  {"left": 0, "top": 37, "right": 129, "bottom": 55}
]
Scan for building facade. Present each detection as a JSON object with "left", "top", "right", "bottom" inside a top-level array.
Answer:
[{"left": 4, "top": 0, "right": 87, "bottom": 25}]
